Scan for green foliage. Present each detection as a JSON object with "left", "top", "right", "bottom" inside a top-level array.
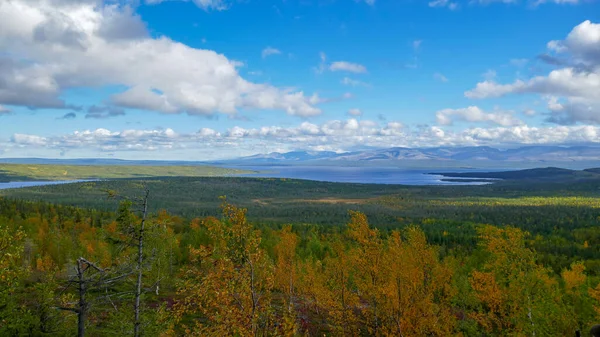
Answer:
[
  {"left": 0, "top": 163, "right": 253, "bottom": 182},
  {"left": 4, "top": 176, "right": 600, "bottom": 274},
  {"left": 2, "top": 177, "right": 600, "bottom": 335}
]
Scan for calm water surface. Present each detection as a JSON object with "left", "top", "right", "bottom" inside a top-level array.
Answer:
[
  {"left": 0, "top": 167, "right": 500, "bottom": 189},
  {"left": 0, "top": 180, "right": 89, "bottom": 190},
  {"left": 234, "top": 166, "right": 498, "bottom": 185}
]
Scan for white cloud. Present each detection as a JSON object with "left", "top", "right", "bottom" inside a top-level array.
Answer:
[
  {"left": 466, "top": 22, "right": 600, "bottom": 125},
  {"left": 11, "top": 134, "right": 48, "bottom": 146},
  {"left": 547, "top": 20, "right": 600, "bottom": 66},
  {"left": 433, "top": 73, "right": 449, "bottom": 82},
  {"left": 261, "top": 47, "right": 281, "bottom": 58},
  {"left": 8, "top": 120, "right": 600, "bottom": 159},
  {"left": 428, "top": 0, "right": 459, "bottom": 9},
  {"left": 348, "top": 108, "right": 362, "bottom": 116},
  {"left": 0, "top": 105, "right": 10, "bottom": 114},
  {"left": 436, "top": 106, "right": 523, "bottom": 126},
  {"left": 544, "top": 96, "right": 600, "bottom": 125},
  {"left": 341, "top": 77, "right": 370, "bottom": 87},
  {"left": 329, "top": 61, "right": 367, "bottom": 73},
  {"left": 146, "top": 0, "right": 229, "bottom": 11},
  {"left": 0, "top": 0, "right": 321, "bottom": 117},
  {"left": 467, "top": 68, "right": 600, "bottom": 99}
]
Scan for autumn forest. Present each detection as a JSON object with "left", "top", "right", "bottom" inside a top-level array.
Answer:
[{"left": 2, "top": 177, "right": 600, "bottom": 336}]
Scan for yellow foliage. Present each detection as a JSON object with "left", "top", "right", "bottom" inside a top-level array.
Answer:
[
  {"left": 562, "top": 261, "right": 587, "bottom": 292},
  {"left": 174, "top": 202, "right": 275, "bottom": 336}
]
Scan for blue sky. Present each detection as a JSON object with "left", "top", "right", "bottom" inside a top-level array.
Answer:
[{"left": 0, "top": 0, "right": 599, "bottom": 159}]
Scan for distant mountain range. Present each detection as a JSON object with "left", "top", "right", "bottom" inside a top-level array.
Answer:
[
  {"left": 2, "top": 146, "right": 600, "bottom": 168},
  {"left": 213, "top": 146, "right": 600, "bottom": 166}
]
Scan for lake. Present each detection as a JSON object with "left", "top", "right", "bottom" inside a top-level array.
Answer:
[
  {"left": 0, "top": 180, "right": 90, "bottom": 190},
  {"left": 233, "top": 166, "right": 499, "bottom": 185},
  {"left": 0, "top": 167, "right": 499, "bottom": 189}
]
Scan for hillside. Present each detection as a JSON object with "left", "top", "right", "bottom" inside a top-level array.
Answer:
[
  {"left": 0, "top": 164, "right": 254, "bottom": 182},
  {"left": 4, "top": 175, "right": 600, "bottom": 227},
  {"left": 432, "top": 167, "right": 600, "bottom": 182}
]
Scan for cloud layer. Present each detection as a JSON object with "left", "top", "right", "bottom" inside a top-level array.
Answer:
[
  {"left": 436, "top": 106, "right": 523, "bottom": 126},
  {"left": 465, "top": 20, "right": 600, "bottom": 125},
  {"left": 0, "top": 0, "right": 321, "bottom": 117},
  {"left": 6, "top": 118, "right": 600, "bottom": 159}
]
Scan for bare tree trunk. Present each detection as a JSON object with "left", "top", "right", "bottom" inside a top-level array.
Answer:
[
  {"left": 134, "top": 189, "right": 149, "bottom": 337},
  {"left": 77, "top": 260, "right": 87, "bottom": 337},
  {"left": 58, "top": 257, "right": 122, "bottom": 337}
]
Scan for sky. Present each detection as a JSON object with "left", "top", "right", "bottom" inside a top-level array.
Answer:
[{"left": 0, "top": 0, "right": 599, "bottom": 160}]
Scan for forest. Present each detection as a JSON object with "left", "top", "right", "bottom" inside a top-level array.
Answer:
[
  {"left": 0, "top": 164, "right": 251, "bottom": 182},
  {"left": 1, "top": 176, "right": 600, "bottom": 336}
]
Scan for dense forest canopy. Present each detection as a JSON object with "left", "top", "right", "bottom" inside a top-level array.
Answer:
[{"left": 1, "top": 176, "right": 600, "bottom": 336}]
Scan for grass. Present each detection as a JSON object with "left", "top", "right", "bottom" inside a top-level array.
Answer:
[{"left": 0, "top": 164, "right": 255, "bottom": 182}]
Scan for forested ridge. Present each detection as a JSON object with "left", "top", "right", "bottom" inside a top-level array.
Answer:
[
  {"left": 0, "top": 164, "right": 251, "bottom": 182},
  {"left": 2, "top": 184, "right": 600, "bottom": 336}
]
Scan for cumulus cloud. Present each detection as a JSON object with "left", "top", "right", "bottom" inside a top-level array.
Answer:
[
  {"left": 329, "top": 61, "right": 367, "bottom": 73},
  {"left": 546, "top": 20, "right": 600, "bottom": 67},
  {"left": 7, "top": 120, "right": 600, "bottom": 158},
  {"left": 544, "top": 96, "right": 600, "bottom": 125},
  {"left": 11, "top": 134, "right": 48, "bottom": 146},
  {"left": 97, "top": 5, "right": 148, "bottom": 41},
  {"left": 261, "top": 47, "right": 281, "bottom": 58},
  {"left": 436, "top": 106, "right": 523, "bottom": 126},
  {"left": 465, "top": 21, "right": 600, "bottom": 125},
  {"left": 433, "top": 73, "right": 449, "bottom": 82},
  {"left": 0, "top": 0, "right": 321, "bottom": 118}
]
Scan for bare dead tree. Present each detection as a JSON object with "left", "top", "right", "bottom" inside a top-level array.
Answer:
[
  {"left": 134, "top": 189, "right": 149, "bottom": 337},
  {"left": 56, "top": 257, "right": 131, "bottom": 337},
  {"left": 105, "top": 186, "right": 152, "bottom": 337}
]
